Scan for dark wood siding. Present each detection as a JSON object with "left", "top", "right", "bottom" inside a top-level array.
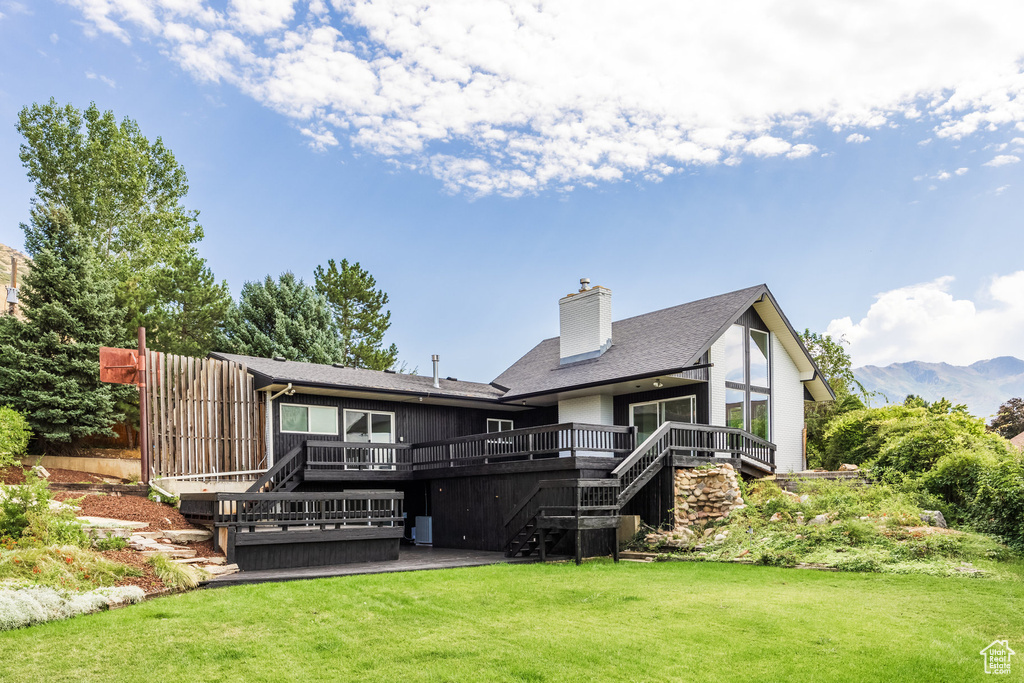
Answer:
[
  {"left": 613, "top": 383, "right": 709, "bottom": 426},
  {"left": 736, "top": 305, "right": 769, "bottom": 332},
  {"left": 271, "top": 393, "right": 556, "bottom": 457}
]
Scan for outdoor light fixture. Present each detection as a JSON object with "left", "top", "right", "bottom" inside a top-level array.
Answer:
[{"left": 653, "top": 378, "right": 663, "bottom": 388}]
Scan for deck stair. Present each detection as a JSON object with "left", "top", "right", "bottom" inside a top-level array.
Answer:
[{"left": 503, "top": 422, "right": 776, "bottom": 563}]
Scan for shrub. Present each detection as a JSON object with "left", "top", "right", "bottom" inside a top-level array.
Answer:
[
  {"left": 148, "top": 553, "right": 204, "bottom": 589},
  {"left": 94, "top": 536, "right": 127, "bottom": 551},
  {"left": 0, "top": 474, "right": 52, "bottom": 539},
  {"left": 0, "top": 407, "right": 31, "bottom": 467},
  {"left": 969, "top": 456, "right": 1024, "bottom": 550},
  {"left": 0, "top": 585, "right": 144, "bottom": 631}
]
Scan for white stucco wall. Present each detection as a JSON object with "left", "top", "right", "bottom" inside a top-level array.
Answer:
[
  {"left": 558, "top": 394, "right": 614, "bottom": 425},
  {"left": 772, "top": 333, "right": 805, "bottom": 473}
]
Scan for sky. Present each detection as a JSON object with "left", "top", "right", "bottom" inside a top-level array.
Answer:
[{"left": 0, "top": 0, "right": 1023, "bottom": 382}]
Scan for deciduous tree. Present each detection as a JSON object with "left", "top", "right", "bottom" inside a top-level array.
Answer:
[{"left": 989, "top": 397, "right": 1024, "bottom": 439}]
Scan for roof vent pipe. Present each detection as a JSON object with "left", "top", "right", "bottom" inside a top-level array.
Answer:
[{"left": 432, "top": 355, "right": 440, "bottom": 388}]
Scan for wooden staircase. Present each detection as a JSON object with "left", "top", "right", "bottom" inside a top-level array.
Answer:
[{"left": 502, "top": 421, "right": 777, "bottom": 564}]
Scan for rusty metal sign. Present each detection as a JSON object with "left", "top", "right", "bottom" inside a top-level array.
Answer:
[{"left": 99, "top": 346, "right": 139, "bottom": 385}]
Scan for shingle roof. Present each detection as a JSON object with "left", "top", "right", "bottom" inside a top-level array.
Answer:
[
  {"left": 209, "top": 352, "right": 506, "bottom": 401},
  {"left": 493, "top": 285, "right": 767, "bottom": 400}
]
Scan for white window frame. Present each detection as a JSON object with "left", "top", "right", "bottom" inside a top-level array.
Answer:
[
  {"left": 279, "top": 403, "right": 339, "bottom": 435},
  {"left": 342, "top": 409, "right": 396, "bottom": 444},
  {"left": 487, "top": 418, "right": 514, "bottom": 433},
  {"left": 629, "top": 396, "right": 697, "bottom": 433}
]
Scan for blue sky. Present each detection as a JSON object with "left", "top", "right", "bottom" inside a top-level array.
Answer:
[{"left": 1, "top": 0, "right": 1023, "bottom": 382}]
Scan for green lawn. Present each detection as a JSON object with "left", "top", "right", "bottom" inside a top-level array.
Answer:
[{"left": 2, "top": 561, "right": 1022, "bottom": 682}]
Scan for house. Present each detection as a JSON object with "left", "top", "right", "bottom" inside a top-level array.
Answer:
[
  {"left": 181, "top": 281, "right": 833, "bottom": 571},
  {"left": 1011, "top": 431, "right": 1024, "bottom": 452}
]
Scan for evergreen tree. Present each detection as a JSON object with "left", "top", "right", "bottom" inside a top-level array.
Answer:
[
  {"left": 222, "top": 272, "right": 344, "bottom": 364},
  {"left": 314, "top": 259, "right": 399, "bottom": 370},
  {"left": 142, "top": 248, "right": 232, "bottom": 357},
  {"left": 0, "top": 205, "right": 123, "bottom": 454}
]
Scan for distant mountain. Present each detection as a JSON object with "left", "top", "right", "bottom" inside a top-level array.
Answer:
[
  {"left": 0, "top": 242, "right": 31, "bottom": 320},
  {"left": 854, "top": 357, "right": 1024, "bottom": 420}
]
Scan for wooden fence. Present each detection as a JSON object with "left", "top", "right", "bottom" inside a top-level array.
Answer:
[{"left": 145, "top": 351, "right": 266, "bottom": 480}]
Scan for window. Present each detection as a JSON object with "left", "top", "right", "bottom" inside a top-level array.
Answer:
[
  {"left": 630, "top": 396, "right": 696, "bottom": 442},
  {"left": 722, "top": 319, "right": 772, "bottom": 440},
  {"left": 751, "top": 392, "right": 770, "bottom": 440},
  {"left": 725, "top": 389, "right": 745, "bottom": 430},
  {"left": 487, "top": 418, "right": 514, "bottom": 433},
  {"left": 280, "top": 404, "right": 338, "bottom": 435},
  {"left": 343, "top": 409, "right": 395, "bottom": 443},
  {"left": 750, "top": 329, "right": 770, "bottom": 389},
  {"left": 723, "top": 324, "right": 746, "bottom": 383}
]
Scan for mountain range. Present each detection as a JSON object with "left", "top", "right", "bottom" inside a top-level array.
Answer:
[{"left": 853, "top": 357, "right": 1024, "bottom": 420}]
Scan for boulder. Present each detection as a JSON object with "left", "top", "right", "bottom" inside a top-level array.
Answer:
[
  {"left": 808, "top": 514, "right": 830, "bottom": 526},
  {"left": 769, "top": 512, "right": 783, "bottom": 523},
  {"left": 838, "top": 463, "right": 859, "bottom": 471},
  {"left": 920, "top": 510, "right": 948, "bottom": 529},
  {"left": 161, "top": 528, "right": 213, "bottom": 543}
]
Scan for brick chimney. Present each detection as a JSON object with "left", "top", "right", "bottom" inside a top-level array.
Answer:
[{"left": 558, "top": 279, "right": 612, "bottom": 364}]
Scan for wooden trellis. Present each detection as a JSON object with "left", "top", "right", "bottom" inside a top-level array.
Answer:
[{"left": 145, "top": 351, "right": 266, "bottom": 480}]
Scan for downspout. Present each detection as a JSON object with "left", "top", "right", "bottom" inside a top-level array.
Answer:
[{"left": 269, "top": 383, "right": 294, "bottom": 401}]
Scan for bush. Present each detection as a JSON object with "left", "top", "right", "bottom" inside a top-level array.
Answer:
[
  {"left": 94, "top": 536, "right": 127, "bottom": 551},
  {"left": 0, "top": 474, "right": 52, "bottom": 540},
  {"left": 0, "top": 585, "right": 144, "bottom": 631},
  {"left": 0, "top": 407, "right": 31, "bottom": 467},
  {"left": 969, "top": 456, "right": 1024, "bottom": 550},
  {"left": 148, "top": 553, "right": 204, "bottom": 589}
]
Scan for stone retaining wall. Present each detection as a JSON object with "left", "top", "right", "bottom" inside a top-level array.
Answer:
[{"left": 673, "top": 463, "right": 745, "bottom": 527}]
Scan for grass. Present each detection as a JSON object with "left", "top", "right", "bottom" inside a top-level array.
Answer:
[
  {"left": 0, "top": 545, "right": 141, "bottom": 592},
  {"left": 147, "top": 554, "right": 204, "bottom": 590},
  {"left": 1, "top": 560, "right": 1022, "bottom": 682}
]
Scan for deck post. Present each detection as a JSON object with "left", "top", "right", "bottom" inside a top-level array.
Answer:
[
  {"left": 538, "top": 528, "right": 546, "bottom": 562},
  {"left": 574, "top": 531, "right": 582, "bottom": 566}
]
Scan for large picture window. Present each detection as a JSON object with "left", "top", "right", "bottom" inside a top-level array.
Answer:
[
  {"left": 723, "top": 321, "right": 772, "bottom": 440},
  {"left": 280, "top": 404, "right": 339, "bottom": 435}
]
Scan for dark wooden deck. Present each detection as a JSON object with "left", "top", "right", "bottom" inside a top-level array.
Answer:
[{"left": 202, "top": 545, "right": 543, "bottom": 587}]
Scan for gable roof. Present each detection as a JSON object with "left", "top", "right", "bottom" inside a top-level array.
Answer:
[
  {"left": 209, "top": 352, "right": 506, "bottom": 402},
  {"left": 493, "top": 284, "right": 833, "bottom": 402},
  {"left": 1011, "top": 432, "right": 1024, "bottom": 451}
]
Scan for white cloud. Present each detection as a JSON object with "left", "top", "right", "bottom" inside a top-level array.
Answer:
[
  {"left": 984, "top": 154, "right": 1021, "bottom": 167},
  {"left": 846, "top": 133, "right": 870, "bottom": 144},
  {"left": 955, "top": 167, "right": 969, "bottom": 175},
  {"left": 85, "top": 71, "right": 116, "bottom": 87},
  {"left": 58, "top": 0, "right": 1024, "bottom": 195},
  {"left": 827, "top": 272, "right": 1024, "bottom": 367},
  {"left": 49, "top": 32, "right": 59, "bottom": 43},
  {"left": 994, "top": 184, "right": 1010, "bottom": 195}
]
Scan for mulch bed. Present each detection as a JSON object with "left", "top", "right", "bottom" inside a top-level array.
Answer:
[
  {"left": 1, "top": 466, "right": 111, "bottom": 485},
  {"left": 101, "top": 549, "right": 166, "bottom": 593},
  {"left": 55, "top": 493, "right": 202, "bottom": 532},
  {"left": 78, "top": 448, "right": 141, "bottom": 461}
]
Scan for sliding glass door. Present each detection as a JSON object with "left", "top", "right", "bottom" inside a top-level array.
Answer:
[{"left": 630, "top": 396, "right": 696, "bottom": 443}]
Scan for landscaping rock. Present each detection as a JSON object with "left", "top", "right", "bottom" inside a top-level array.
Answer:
[
  {"left": 839, "top": 463, "right": 859, "bottom": 471},
  {"left": 31, "top": 466, "right": 50, "bottom": 479},
  {"left": 161, "top": 529, "right": 213, "bottom": 544},
  {"left": 204, "top": 563, "right": 239, "bottom": 577},
  {"left": 769, "top": 512, "right": 783, "bottom": 523},
  {"left": 713, "top": 533, "right": 727, "bottom": 543},
  {"left": 920, "top": 510, "right": 947, "bottom": 528},
  {"left": 77, "top": 516, "right": 149, "bottom": 530},
  {"left": 808, "top": 514, "right": 830, "bottom": 526}
]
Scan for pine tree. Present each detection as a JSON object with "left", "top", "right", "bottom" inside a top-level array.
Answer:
[
  {"left": 142, "top": 248, "right": 232, "bottom": 357},
  {"left": 314, "top": 259, "right": 399, "bottom": 370},
  {"left": 0, "top": 205, "right": 124, "bottom": 454},
  {"left": 222, "top": 272, "right": 344, "bottom": 364}
]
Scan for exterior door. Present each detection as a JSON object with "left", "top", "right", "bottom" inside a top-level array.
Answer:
[{"left": 630, "top": 396, "right": 696, "bottom": 443}]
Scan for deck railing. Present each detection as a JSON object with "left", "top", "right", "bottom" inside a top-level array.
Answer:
[
  {"left": 305, "top": 440, "right": 413, "bottom": 472},
  {"left": 409, "top": 422, "right": 635, "bottom": 470},
  {"left": 208, "top": 490, "right": 404, "bottom": 531}
]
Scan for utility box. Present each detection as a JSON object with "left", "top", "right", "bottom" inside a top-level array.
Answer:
[{"left": 415, "top": 516, "right": 433, "bottom": 546}]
